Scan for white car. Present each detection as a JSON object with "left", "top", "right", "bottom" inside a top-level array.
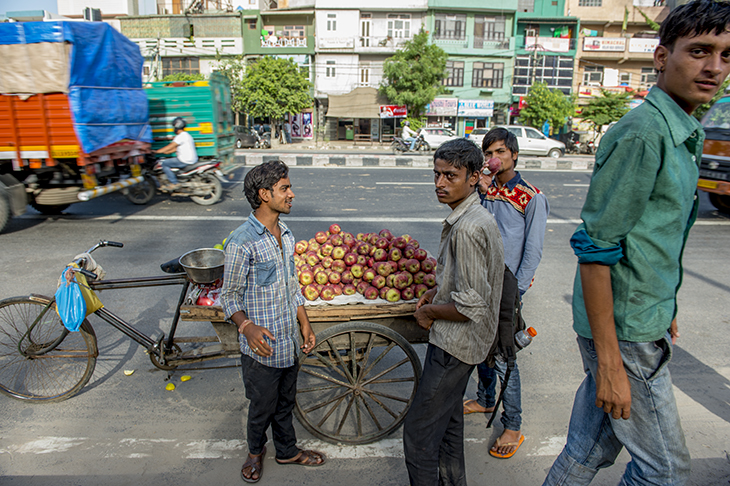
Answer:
[
  {"left": 420, "top": 128, "right": 460, "bottom": 149},
  {"left": 466, "top": 128, "right": 489, "bottom": 148},
  {"left": 498, "top": 125, "right": 565, "bottom": 158}
]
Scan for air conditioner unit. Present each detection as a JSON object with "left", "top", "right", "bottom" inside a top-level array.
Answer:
[{"left": 83, "top": 7, "right": 101, "bottom": 21}]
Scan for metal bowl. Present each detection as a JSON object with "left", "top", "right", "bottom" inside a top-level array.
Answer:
[{"left": 179, "top": 248, "right": 225, "bottom": 283}]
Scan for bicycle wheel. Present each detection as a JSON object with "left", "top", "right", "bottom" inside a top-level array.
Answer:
[{"left": 0, "top": 296, "right": 98, "bottom": 402}]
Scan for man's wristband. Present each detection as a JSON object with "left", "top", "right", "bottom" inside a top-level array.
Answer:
[{"left": 239, "top": 319, "right": 254, "bottom": 332}]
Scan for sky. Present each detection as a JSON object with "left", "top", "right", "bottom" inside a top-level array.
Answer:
[{"left": 0, "top": 0, "right": 58, "bottom": 15}]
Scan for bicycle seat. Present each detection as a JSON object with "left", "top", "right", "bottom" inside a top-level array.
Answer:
[{"left": 160, "top": 257, "right": 185, "bottom": 274}]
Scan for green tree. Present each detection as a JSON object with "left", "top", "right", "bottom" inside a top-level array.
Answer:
[
  {"left": 160, "top": 72, "right": 206, "bottom": 82},
  {"left": 580, "top": 89, "right": 631, "bottom": 137},
  {"left": 519, "top": 82, "right": 575, "bottom": 132},
  {"left": 694, "top": 79, "right": 730, "bottom": 121},
  {"left": 216, "top": 55, "right": 312, "bottom": 121},
  {"left": 380, "top": 29, "right": 448, "bottom": 117}
]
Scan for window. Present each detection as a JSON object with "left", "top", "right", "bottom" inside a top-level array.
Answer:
[
  {"left": 641, "top": 67, "right": 657, "bottom": 88},
  {"left": 443, "top": 61, "right": 464, "bottom": 87},
  {"left": 326, "top": 60, "right": 336, "bottom": 78},
  {"left": 327, "top": 14, "right": 336, "bottom": 31},
  {"left": 525, "top": 27, "right": 537, "bottom": 38},
  {"left": 472, "top": 62, "right": 504, "bottom": 88},
  {"left": 525, "top": 127, "right": 544, "bottom": 139},
  {"left": 282, "top": 25, "right": 305, "bottom": 40},
  {"left": 162, "top": 57, "right": 199, "bottom": 77},
  {"left": 434, "top": 14, "right": 466, "bottom": 40},
  {"left": 512, "top": 55, "right": 574, "bottom": 97},
  {"left": 619, "top": 72, "right": 632, "bottom": 85},
  {"left": 579, "top": 0, "right": 602, "bottom": 5},
  {"left": 474, "top": 16, "right": 506, "bottom": 41},
  {"left": 387, "top": 14, "right": 411, "bottom": 39},
  {"left": 246, "top": 19, "right": 256, "bottom": 30},
  {"left": 583, "top": 65, "right": 604, "bottom": 84},
  {"left": 360, "top": 63, "right": 370, "bottom": 85}
]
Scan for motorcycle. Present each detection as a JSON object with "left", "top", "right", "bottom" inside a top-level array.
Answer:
[
  {"left": 123, "top": 155, "right": 225, "bottom": 206},
  {"left": 252, "top": 127, "right": 271, "bottom": 149},
  {"left": 391, "top": 132, "right": 430, "bottom": 154}
]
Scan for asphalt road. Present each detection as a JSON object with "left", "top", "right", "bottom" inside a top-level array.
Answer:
[{"left": 1, "top": 166, "right": 729, "bottom": 485}]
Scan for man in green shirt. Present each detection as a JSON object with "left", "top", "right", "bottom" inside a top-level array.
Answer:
[{"left": 543, "top": 1, "right": 730, "bottom": 484}]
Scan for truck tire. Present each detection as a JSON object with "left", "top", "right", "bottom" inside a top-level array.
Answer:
[
  {"left": 0, "top": 195, "right": 9, "bottom": 234},
  {"left": 709, "top": 193, "right": 730, "bottom": 213},
  {"left": 30, "top": 202, "right": 70, "bottom": 214}
]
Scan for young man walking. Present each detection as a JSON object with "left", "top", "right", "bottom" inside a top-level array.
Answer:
[
  {"left": 462, "top": 127, "right": 549, "bottom": 460},
  {"left": 220, "top": 160, "right": 325, "bottom": 483},
  {"left": 544, "top": 1, "right": 730, "bottom": 484},
  {"left": 404, "top": 138, "right": 504, "bottom": 485}
]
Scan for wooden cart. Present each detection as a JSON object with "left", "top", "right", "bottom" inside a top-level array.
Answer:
[{"left": 179, "top": 301, "right": 429, "bottom": 445}]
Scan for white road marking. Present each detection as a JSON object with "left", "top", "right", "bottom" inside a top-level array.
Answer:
[
  {"left": 563, "top": 183, "right": 590, "bottom": 187},
  {"left": 528, "top": 436, "right": 567, "bottom": 456},
  {"left": 376, "top": 182, "right": 434, "bottom": 185}
]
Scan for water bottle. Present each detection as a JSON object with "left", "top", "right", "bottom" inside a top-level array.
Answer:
[{"left": 515, "top": 327, "right": 537, "bottom": 349}]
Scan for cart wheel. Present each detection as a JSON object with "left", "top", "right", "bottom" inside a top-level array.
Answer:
[{"left": 295, "top": 321, "right": 422, "bottom": 445}]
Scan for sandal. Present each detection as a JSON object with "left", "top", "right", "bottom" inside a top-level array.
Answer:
[
  {"left": 489, "top": 435, "right": 525, "bottom": 459},
  {"left": 275, "top": 449, "right": 326, "bottom": 467},
  {"left": 241, "top": 446, "right": 266, "bottom": 483},
  {"left": 463, "top": 399, "right": 495, "bottom": 415}
]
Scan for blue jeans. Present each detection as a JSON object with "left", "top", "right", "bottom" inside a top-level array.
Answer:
[
  {"left": 476, "top": 358, "right": 522, "bottom": 431},
  {"left": 542, "top": 335, "right": 690, "bottom": 486},
  {"left": 405, "top": 137, "right": 417, "bottom": 150},
  {"left": 161, "top": 157, "right": 187, "bottom": 184}
]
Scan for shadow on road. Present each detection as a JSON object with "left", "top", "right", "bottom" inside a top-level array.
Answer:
[{"left": 669, "top": 345, "right": 730, "bottom": 424}]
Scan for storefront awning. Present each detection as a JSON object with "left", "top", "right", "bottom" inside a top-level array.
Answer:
[{"left": 326, "top": 87, "right": 389, "bottom": 118}]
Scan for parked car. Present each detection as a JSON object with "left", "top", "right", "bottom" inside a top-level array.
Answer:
[
  {"left": 466, "top": 128, "right": 489, "bottom": 147},
  {"left": 421, "top": 128, "right": 460, "bottom": 149},
  {"left": 496, "top": 125, "right": 565, "bottom": 158},
  {"left": 233, "top": 125, "right": 257, "bottom": 149}
]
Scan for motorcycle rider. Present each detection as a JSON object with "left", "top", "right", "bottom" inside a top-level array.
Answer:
[
  {"left": 154, "top": 117, "right": 198, "bottom": 190},
  {"left": 402, "top": 121, "right": 418, "bottom": 151}
]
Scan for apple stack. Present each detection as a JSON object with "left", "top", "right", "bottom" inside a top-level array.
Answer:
[{"left": 294, "top": 224, "right": 437, "bottom": 303}]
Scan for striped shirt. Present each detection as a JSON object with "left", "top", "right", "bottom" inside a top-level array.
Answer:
[
  {"left": 220, "top": 213, "right": 305, "bottom": 368},
  {"left": 429, "top": 191, "right": 504, "bottom": 365}
]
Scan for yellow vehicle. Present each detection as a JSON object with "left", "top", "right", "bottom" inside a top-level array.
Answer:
[{"left": 699, "top": 95, "right": 730, "bottom": 213}]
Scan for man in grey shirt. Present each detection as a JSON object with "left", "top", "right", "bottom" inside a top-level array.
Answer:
[{"left": 404, "top": 138, "right": 504, "bottom": 485}]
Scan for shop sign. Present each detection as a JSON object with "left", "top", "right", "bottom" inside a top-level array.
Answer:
[
  {"left": 628, "top": 38, "right": 659, "bottom": 53},
  {"left": 379, "top": 105, "right": 407, "bottom": 118},
  {"left": 289, "top": 112, "right": 313, "bottom": 138},
  {"left": 582, "top": 37, "right": 626, "bottom": 52},
  {"left": 424, "top": 98, "right": 458, "bottom": 116},
  {"left": 457, "top": 99, "right": 494, "bottom": 117}
]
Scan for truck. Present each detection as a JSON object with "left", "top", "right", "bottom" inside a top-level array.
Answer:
[
  {"left": 699, "top": 95, "right": 730, "bottom": 213},
  {"left": 0, "top": 21, "right": 152, "bottom": 233}
]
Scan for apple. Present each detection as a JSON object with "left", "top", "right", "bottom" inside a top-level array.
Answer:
[
  {"left": 293, "top": 254, "right": 303, "bottom": 267},
  {"left": 321, "top": 242, "right": 334, "bottom": 256},
  {"left": 385, "top": 288, "right": 401, "bottom": 302},
  {"left": 315, "top": 271, "right": 329, "bottom": 285},
  {"left": 413, "top": 271, "right": 426, "bottom": 285},
  {"left": 392, "top": 237, "right": 407, "bottom": 250},
  {"left": 405, "top": 258, "right": 421, "bottom": 274},
  {"left": 315, "top": 231, "right": 328, "bottom": 244},
  {"left": 321, "top": 256, "right": 334, "bottom": 269},
  {"left": 332, "top": 283, "right": 343, "bottom": 296},
  {"left": 401, "top": 285, "right": 415, "bottom": 301},
  {"left": 386, "top": 274, "right": 396, "bottom": 288},
  {"left": 343, "top": 252, "right": 358, "bottom": 266},
  {"left": 303, "top": 284, "right": 320, "bottom": 301},
  {"left": 356, "top": 255, "right": 367, "bottom": 266},
  {"left": 299, "top": 270, "right": 314, "bottom": 286},
  {"left": 328, "top": 272, "right": 341, "bottom": 285},
  {"left": 414, "top": 283, "right": 428, "bottom": 299},
  {"left": 367, "top": 257, "right": 375, "bottom": 268},
  {"left": 315, "top": 283, "right": 323, "bottom": 292},
  {"left": 376, "top": 261, "right": 393, "bottom": 277},
  {"left": 379, "top": 286, "right": 391, "bottom": 300},
  {"left": 332, "top": 246, "right": 347, "bottom": 260},
  {"left": 308, "top": 238, "right": 318, "bottom": 248},
  {"left": 320, "top": 285, "right": 335, "bottom": 301},
  {"left": 394, "top": 271, "right": 413, "bottom": 290},
  {"left": 403, "top": 245, "right": 416, "bottom": 259},
  {"left": 306, "top": 253, "right": 320, "bottom": 267},
  {"left": 421, "top": 257, "right": 437, "bottom": 273},
  {"left": 363, "top": 286, "right": 379, "bottom": 300},
  {"left": 372, "top": 248, "right": 387, "bottom": 262},
  {"left": 295, "top": 240, "right": 308, "bottom": 254},
  {"left": 357, "top": 242, "right": 371, "bottom": 255},
  {"left": 342, "top": 233, "right": 356, "bottom": 248},
  {"left": 329, "top": 223, "right": 341, "bottom": 234},
  {"left": 389, "top": 248, "right": 402, "bottom": 262},
  {"left": 299, "top": 263, "right": 312, "bottom": 273},
  {"left": 375, "top": 237, "right": 389, "bottom": 250},
  {"left": 424, "top": 273, "right": 437, "bottom": 288},
  {"left": 402, "top": 234, "right": 412, "bottom": 243},
  {"left": 379, "top": 229, "right": 394, "bottom": 241},
  {"left": 372, "top": 275, "right": 386, "bottom": 289},
  {"left": 312, "top": 264, "right": 324, "bottom": 274},
  {"left": 343, "top": 284, "right": 357, "bottom": 296},
  {"left": 398, "top": 259, "right": 408, "bottom": 272},
  {"left": 331, "top": 259, "right": 346, "bottom": 273},
  {"left": 356, "top": 232, "right": 367, "bottom": 241},
  {"left": 386, "top": 261, "right": 398, "bottom": 273},
  {"left": 341, "top": 270, "right": 354, "bottom": 284},
  {"left": 330, "top": 234, "right": 344, "bottom": 247},
  {"left": 413, "top": 248, "right": 428, "bottom": 261},
  {"left": 356, "top": 281, "right": 370, "bottom": 294},
  {"left": 410, "top": 239, "right": 420, "bottom": 249},
  {"left": 350, "top": 264, "right": 364, "bottom": 278},
  {"left": 362, "top": 268, "right": 376, "bottom": 283},
  {"left": 364, "top": 233, "right": 377, "bottom": 245}
]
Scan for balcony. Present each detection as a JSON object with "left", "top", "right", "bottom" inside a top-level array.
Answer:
[
  {"left": 261, "top": 36, "right": 308, "bottom": 48},
  {"left": 355, "top": 36, "right": 409, "bottom": 53},
  {"left": 519, "top": 36, "right": 577, "bottom": 53},
  {"left": 433, "top": 34, "right": 512, "bottom": 52},
  {"left": 133, "top": 37, "right": 243, "bottom": 56},
  {"left": 317, "top": 37, "right": 355, "bottom": 50}
]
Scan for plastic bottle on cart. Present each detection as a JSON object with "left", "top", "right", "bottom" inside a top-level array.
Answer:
[{"left": 515, "top": 327, "right": 537, "bottom": 349}]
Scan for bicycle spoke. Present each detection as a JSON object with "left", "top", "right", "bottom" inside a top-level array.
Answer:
[
  {"left": 299, "top": 366, "right": 351, "bottom": 388},
  {"left": 303, "top": 388, "right": 352, "bottom": 414},
  {"left": 336, "top": 394, "right": 356, "bottom": 436},
  {"left": 360, "top": 341, "right": 396, "bottom": 378},
  {"left": 362, "top": 357, "right": 411, "bottom": 386}
]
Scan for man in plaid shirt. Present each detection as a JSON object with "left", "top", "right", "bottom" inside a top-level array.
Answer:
[{"left": 220, "top": 160, "right": 325, "bottom": 483}]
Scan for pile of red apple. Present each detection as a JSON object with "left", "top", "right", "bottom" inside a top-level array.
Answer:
[{"left": 294, "top": 224, "right": 437, "bottom": 303}]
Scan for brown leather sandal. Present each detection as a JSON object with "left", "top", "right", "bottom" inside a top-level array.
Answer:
[
  {"left": 275, "top": 449, "right": 326, "bottom": 467},
  {"left": 241, "top": 446, "right": 266, "bottom": 483}
]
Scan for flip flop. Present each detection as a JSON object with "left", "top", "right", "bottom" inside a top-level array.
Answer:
[
  {"left": 276, "top": 449, "right": 326, "bottom": 467},
  {"left": 489, "top": 435, "right": 525, "bottom": 459},
  {"left": 241, "top": 446, "right": 266, "bottom": 483},
  {"left": 463, "top": 399, "right": 495, "bottom": 415}
]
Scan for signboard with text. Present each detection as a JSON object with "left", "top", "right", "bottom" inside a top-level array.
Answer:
[
  {"left": 457, "top": 99, "right": 494, "bottom": 117},
  {"left": 582, "top": 37, "right": 626, "bottom": 52},
  {"left": 379, "top": 105, "right": 407, "bottom": 118},
  {"left": 424, "top": 98, "right": 458, "bottom": 116},
  {"left": 628, "top": 38, "right": 659, "bottom": 53}
]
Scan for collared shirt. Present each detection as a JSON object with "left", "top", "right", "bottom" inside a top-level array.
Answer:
[
  {"left": 429, "top": 191, "right": 504, "bottom": 365},
  {"left": 570, "top": 86, "right": 703, "bottom": 342},
  {"left": 480, "top": 172, "right": 549, "bottom": 295},
  {"left": 220, "top": 212, "right": 305, "bottom": 368}
]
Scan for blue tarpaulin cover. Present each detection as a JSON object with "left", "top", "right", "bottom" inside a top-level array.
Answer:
[{"left": 0, "top": 21, "right": 152, "bottom": 154}]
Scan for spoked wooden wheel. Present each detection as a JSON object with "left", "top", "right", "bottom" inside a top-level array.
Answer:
[{"left": 295, "top": 321, "right": 422, "bottom": 445}]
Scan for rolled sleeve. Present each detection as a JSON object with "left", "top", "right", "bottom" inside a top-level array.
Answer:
[
  {"left": 220, "top": 241, "right": 250, "bottom": 320},
  {"left": 451, "top": 288, "right": 488, "bottom": 324}
]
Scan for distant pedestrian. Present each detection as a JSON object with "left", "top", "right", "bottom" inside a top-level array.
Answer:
[
  {"left": 284, "top": 120, "right": 292, "bottom": 144},
  {"left": 543, "top": 1, "right": 730, "bottom": 484}
]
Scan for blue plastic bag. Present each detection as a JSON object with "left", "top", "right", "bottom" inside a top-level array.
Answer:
[{"left": 55, "top": 268, "right": 87, "bottom": 332}]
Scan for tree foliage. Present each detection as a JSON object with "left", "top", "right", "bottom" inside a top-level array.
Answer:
[
  {"left": 380, "top": 29, "right": 448, "bottom": 117},
  {"left": 694, "top": 79, "right": 730, "bottom": 121},
  {"left": 216, "top": 55, "right": 312, "bottom": 120},
  {"left": 160, "top": 72, "right": 206, "bottom": 82},
  {"left": 519, "top": 82, "right": 575, "bottom": 132},
  {"left": 580, "top": 89, "right": 631, "bottom": 135}
]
